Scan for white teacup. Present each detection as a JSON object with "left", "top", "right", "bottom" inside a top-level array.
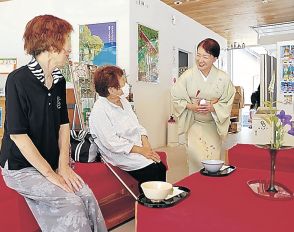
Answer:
[
  {"left": 141, "top": 181, "right": 173, "bottom": 202},
  {"left": 201, "top": 160, "right": 224, "bottom": 173},
  {"left": 192, "top": 98, "right": 211, "bottom": 105}
]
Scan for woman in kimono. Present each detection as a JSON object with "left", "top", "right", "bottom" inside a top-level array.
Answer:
[{"left": 171, "top": 38, "right": 235, "bottom": 174}]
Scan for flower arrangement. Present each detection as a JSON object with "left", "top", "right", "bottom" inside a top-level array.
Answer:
[
  {"left": 263, "top": 103, "right": 294, "bottom": 149},
  {"left": 263, "top": 74, "right": 294, "bottom": 149}
]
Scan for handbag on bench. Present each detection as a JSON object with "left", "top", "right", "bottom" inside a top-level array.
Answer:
[{"left": 69, "top": 104, "right": 101, "bottom": 162}]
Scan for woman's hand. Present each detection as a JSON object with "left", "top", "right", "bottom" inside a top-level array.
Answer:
[
  {"left": 131, "top": 145, "right": 161, "bottom": 163},
  {"left": 9, "top": 133, "right": 77, "bottom": 193},
  {"left": 57, "top": 166, "right": 84, "bottom": 192},
  {"left": 201, "top": 102, "right": 215, "bottom": 113},
  {"left": 140, "top": 147, "right": 161, "bottom": 163},
  {"left": 187, "top": 102, "right": 209, "bottom": 114},
  {"left": 187, "top": 98, "right": 219, "bottom": 113},
  {"left": 45, "top": 170, "right": 74, "bottom": 193},
  {"left": 141, "top": 135, "right": 152, "bottom": 149},
  {"left": 202, "top": 98, "right": 219, "bottom": 112}
]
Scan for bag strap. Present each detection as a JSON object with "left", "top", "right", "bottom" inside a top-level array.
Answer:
[
  {"left": 72, "top": 104, "right": 77, "bottom": 131},
  {"left": 74, "top": 139, "right": 86, "bottom": 161},
  {"left": 70, "top": 129, "right": 89, "bottom": 141},
  {"left": 71, "top": 103, "right": 84, "bottom": 131}
]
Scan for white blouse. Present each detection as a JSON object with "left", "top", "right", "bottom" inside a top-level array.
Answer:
[{"left": 89, "top": 97, "right": 153, "bottom": 171}]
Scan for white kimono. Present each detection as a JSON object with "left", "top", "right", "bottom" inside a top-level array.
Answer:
[{"left": 171, "top": 65, "right": 235, "bottom": 174}]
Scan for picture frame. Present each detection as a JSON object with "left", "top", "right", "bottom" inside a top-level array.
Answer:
[
  {"left": 0, "top": 58, "right": 17, "bottom": 96},
  {"left": 137, "top": 24, "right": 159, "bottom": 83},
  {"left": 79, "top": 22, "right": 117, "bottom": 66},
  {"left": 0, "top": 58, "right": 17, "bottom": 74}
]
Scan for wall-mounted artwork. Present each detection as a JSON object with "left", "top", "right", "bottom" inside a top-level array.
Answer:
[
  {"left": 0, "top": 58, "right": 17, "bottom": 74},
  {"left": 280, "top": 45, "right": 294, "bottom": 94},
  {"left": 138, "top": 24, "right": 159, "bottom": 83},
  {"left": 71, "top": 63, "right": 97, "bottom": 128},
  {"left": 0, "top": 58, "right": 17, "bottom": 96},
  {"left": 79, "top": 22, "right": 116, "bottom": 66}
]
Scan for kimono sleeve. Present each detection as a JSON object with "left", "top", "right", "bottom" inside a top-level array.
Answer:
[
  {"left": 212, "top": 76, "right": 236, "bottom": 136},
  {"left": 171, "top": 69, "right": 194, "bottom": 134},
  {"left": 171, "top": 70, "right": 192, "bottom": 117}
]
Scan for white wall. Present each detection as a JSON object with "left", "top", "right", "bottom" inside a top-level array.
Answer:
[
  {"left": 0, "top": 0, "right": 226, "bottom": 148},
  {"left": 129, "top": 0, "right": 226, "bottom": 147},
  {"left": 231, "top": 49, "right": 260, "bottom": 104},
  {"left": 0, "top": 0, "right": 130, "bottom": 69}
]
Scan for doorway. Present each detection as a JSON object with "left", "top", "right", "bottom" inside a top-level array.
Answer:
[
  {"left": 230, "top": 48, "right": 261, "bottom": 127},
  {"left": 178, "top": 50, "right": 191, "bottom": 77}
]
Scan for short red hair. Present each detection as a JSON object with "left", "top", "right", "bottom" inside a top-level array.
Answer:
[
  {"left": 94, "top": 66, "right": 123, "bottom": 97},
  {"left": 23, "top": 15, "right": 73, "bottom": 56}
]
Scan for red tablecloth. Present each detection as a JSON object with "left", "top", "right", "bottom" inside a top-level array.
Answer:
[
  {"left": 228, "top": 144, "right": 294, "bottom": 172},
  {"left": 136, "top": 168, "right": 294, "bottom": 232}
]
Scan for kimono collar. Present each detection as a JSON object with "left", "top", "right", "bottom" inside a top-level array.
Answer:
[
  {"left": 194, "top": 65, "right": 218, "bottom": 80},
  {"left": 207, "top": 65, "right": 218, "bottom": 78},
  {"left": 27, "top": 57, "right": 64, "bottom": 85}
]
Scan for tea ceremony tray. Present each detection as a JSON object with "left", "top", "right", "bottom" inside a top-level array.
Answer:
[
  {"left": 138, "top": 186, "right": 190, "bottom": 208},
  {"left": 200, "top": 165, "right": 236, "bottom": 177}
]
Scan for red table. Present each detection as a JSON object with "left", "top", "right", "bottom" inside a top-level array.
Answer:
[
  {"left": 136, "top": 168, "right": 294, "bottom": 232},
  {"left": 228, "top": 144, "right": 294, "bottom": 172}
]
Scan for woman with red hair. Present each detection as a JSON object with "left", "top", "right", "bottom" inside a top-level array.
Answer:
[
  {"left": 89, "top": 65, "right": 166, "bottom": 192},
  {"left": 0, "top": 15, "right": 107, "bottom": 232}
]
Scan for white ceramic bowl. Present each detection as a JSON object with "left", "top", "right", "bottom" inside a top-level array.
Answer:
[
  {"left": 141, "top": 181, "right": 173, "bottom": 202},
  {"left": 201, "top": 160, "right": 224, "bottom": 173}
]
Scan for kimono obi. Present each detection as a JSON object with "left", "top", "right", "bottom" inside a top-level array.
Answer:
[{"left": 193, "top": 111, "right": 214, "bottom": 123}]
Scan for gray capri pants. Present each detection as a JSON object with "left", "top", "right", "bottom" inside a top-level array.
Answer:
[{"left": 1, "top": 166, "right": 108, "bottom": 232}]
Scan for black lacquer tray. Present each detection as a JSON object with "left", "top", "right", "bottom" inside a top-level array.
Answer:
[
  {"left": 200, "top": 165, "right": 236, "bottom": 177},
  {"left": 138, "top": 186, "right": 190, "bottom": 208}
]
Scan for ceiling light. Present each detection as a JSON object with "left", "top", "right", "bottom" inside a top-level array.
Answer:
[
  {"left": 251, "top": 21, "right": 294, "bottom": 37},
  {"left": 174, "top": 1, "right": 183, "bottom": 5}
]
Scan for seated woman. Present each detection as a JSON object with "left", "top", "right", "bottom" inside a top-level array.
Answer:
[
  {"left": 89, "top": 66, "right": 166, "bottom": 191},
  {"left": 0, "top": 15, "right": 107, "bottom": 232}
]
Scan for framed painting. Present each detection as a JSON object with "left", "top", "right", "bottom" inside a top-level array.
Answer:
[
  {"left": 138, "top": 24, "right": 159, "bottom": 83},
  {"left": 0, "top": 58, "right": 17, "bottom": 96},
  {"left": 79, "top": 22, "right": 116, "bottom": 66}
]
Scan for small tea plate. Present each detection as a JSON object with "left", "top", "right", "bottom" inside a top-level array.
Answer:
[
  {"left": 138, "top": 186, "right": 190, "bottom": 208},
  {"left": 200, "top": 165, "right": 236, "bottom": 177}
]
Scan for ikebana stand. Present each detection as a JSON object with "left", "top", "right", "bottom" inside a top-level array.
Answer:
[{"left": 247, "top": 145, "right": 293, "bottom": 200}]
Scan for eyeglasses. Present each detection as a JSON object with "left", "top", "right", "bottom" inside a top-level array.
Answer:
[{"left": 62, "top": 48, "right": 72, "bottom": 54}]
